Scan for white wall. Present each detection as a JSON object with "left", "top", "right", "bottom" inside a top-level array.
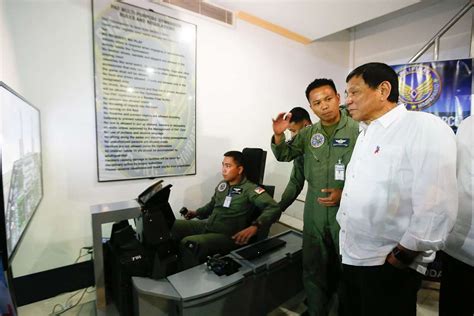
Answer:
[
  {"left": 1, "top": 0, "right": 349, "bottom": 276},
  {"left": 0, "top": 0, "right": 18, "bottom": 87},
  {"left": 350, "top": 0, "right": 473, "bottom": 66}
]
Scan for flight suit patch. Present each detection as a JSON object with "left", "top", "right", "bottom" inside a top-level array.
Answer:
[
  {"left": 311, "top": 133, "right": 325, "bottom": 148},
  {"left": 332, "top": 138, "right": 350, "bottom": 147},
  {"left": 254, "top": 187, "right": 265, "bottom": 194},
  {"left": 217, "top": 182, "right": 227, "bottom": 192},
  {"left": 231, "top": 187, "right": 242, "bottom": 195}
]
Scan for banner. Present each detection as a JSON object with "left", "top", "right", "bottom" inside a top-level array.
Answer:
[
  {"left": 93, "top": 0, "right": 196, "bottom": 181},
  {"left": 392, "top": 58, "right": 472, "bottom": 131}
]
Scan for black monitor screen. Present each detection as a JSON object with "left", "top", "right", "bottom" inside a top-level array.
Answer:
[
  {"left": 0, "top": 82, "right": 43, "bottom": 265},
  {"left": 137, "top": 180, "right": 171, "bottom": 208}
]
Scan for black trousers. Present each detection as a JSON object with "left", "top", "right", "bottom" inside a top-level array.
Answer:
[
  {"left": 439, "top": 252, "right": 474, "bottom": 316},
  {"left": 339, "top": 262, "right": 422, "bottom": 316}
]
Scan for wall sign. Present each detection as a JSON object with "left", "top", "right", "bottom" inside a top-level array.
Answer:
[{"left": 93, "top": 0, "right": 196, "bottom": 181}]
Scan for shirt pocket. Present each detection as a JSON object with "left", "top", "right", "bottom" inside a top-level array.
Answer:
[{"left": 362, "top": 144, "right": 403, "bottom": 186}]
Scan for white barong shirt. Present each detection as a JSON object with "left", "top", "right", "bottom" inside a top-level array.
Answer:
[
  {"left": 445, "top": 115, "right": 474, "bottom": 266},
  {"left": 337, "top": 105, "right": 458, "bottom": 274}
]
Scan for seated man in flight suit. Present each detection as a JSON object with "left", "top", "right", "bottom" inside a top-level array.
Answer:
[{"left": 171, "top": 150, "right": 281, "bottom": 270}]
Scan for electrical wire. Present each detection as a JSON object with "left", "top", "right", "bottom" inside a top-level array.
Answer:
[
  {"left": 50, "top": 287, "right": 91, "bottom": 315},
  {"left": 49, "top": 246, "right": 94, "bottom": 315}
]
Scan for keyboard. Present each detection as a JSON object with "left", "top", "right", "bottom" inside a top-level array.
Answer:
[{"left": 236, "top": 238, "right": 286, "bottom": 260}]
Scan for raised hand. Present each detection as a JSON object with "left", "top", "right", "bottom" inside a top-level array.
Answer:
[{"left": 272, "top": 112, "right": 292, "bottom": 144}]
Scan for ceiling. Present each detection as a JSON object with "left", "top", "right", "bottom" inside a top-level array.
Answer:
[{"left": 206, "top": 0, "right": 432, "bottom": 41}]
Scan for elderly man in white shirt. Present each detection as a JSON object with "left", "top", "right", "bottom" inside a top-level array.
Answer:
[
  {"left": 337, "top": 62, "right": 458, "bottom": 316},
  {"left": 439, "top": 115, "right": 473, "bottom": 316}
]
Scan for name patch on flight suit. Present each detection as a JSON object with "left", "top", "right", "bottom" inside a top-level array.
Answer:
[
  {"left": 332, "top": 138, "right": 350, "bottom": 147},
  {"left": 231, "top": 187, "right": 242, "bottom": 195}
]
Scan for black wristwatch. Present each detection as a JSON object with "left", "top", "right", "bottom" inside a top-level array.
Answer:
[
  {"left": 391, "top": 247, "right": 415, "bottom": 265},
  {"left": 251, "top": 220, "right": 261, "bottom": 230}
]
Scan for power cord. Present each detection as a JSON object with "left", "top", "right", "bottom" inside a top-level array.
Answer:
[
  {"left": 49, "top": 246, "right": 94, "bottom": 315},
  {"left": 74, "top": 247, "right": 93, "bottom": 263},
  {"left": 50, "top": 287, "right": 91, "bottom": 315}
]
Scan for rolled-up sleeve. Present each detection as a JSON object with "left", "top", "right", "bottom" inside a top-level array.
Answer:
[
  {"left": 271, "top": 133, "right": 305, "bottom": 162},
  {"left": 400, "top": 119, "right": 458, "bottom": 252}
]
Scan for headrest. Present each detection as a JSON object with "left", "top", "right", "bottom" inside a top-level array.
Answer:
[{"left": 242, "top": 148, "right": 267, "bottom": 185}]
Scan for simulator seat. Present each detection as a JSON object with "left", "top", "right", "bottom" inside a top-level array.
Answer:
[{"left": 242, "top": 147, "right": 276, "bottom": 242}]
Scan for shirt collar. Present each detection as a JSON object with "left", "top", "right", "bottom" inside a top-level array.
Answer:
[
  {"left": 315, "top": 109, "right": 348, "bottom": 132},
  {"left": 231, "top": 176, "right": 247, "bottom": 187},
  {"left": 370, "top": 104, "right": 407, "bottom": 129}
]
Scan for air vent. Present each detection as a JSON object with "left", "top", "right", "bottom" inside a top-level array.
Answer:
[{"left": 160, "top": 0, "right": 234, "bottom": 25}]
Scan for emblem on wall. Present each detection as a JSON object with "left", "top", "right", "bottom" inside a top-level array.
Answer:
[{"left": 397, "top": 64, "right": 442, "bottom": 111}]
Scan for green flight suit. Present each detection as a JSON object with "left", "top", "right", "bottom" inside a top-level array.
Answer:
[
  {"left": 272, "top": 111, "right": 359, "bottom": 316},
  {"left": 278, "top": 154, "right": 305, "bottom": 212},
  {"left": 171, "top": 177, "right": 280, "bottom": 269}
]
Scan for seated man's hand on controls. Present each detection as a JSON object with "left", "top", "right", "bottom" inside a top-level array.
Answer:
[
  {"left": 184, "top": 210, "right": 197, "bottom": 220},
  {"left": 232, "top": 226, "right": 258, "bottom": 245}
]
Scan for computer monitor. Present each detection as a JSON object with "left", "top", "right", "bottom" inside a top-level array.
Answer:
[
  {"left": 0, "top": 82, "right": 43, "bottom": 268},
  {"left": 135, "top": 180, "right": 175, "bottom": 247},
  {"left": 135, "top": 180, "right": 178, "bottom": 278},
  {"left": 137, "top": 180, "right": 171, "bottom": 210}
]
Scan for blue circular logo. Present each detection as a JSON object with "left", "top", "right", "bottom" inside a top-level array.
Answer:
[
  {"left": 397, "top": 64, "right": 442, "bottom": 111},
  {"left": 311, "top": 133, "right": 325, "bottom": 148}
]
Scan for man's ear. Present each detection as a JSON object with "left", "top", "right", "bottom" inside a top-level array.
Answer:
[
  {"left": 378, "top": 81, "right": 392, "bottom": 101},
  {"left": 238, "top": 165, "right": 244, "bottom": 175}
]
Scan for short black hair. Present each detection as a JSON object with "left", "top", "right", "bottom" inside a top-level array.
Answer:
[
  {"left": 289, "top": 107, "right": 311, "bottom": 124},
  {"left": 346, "top": 62, "right": 399, "bottom": 103},
  {"left": 224, "top": 151, "right": 243, "bottom": 167},
  {"left": 305, "top": 78, "right": 337, "bottom": 101}
]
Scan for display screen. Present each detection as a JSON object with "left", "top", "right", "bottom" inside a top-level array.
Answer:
[{"left": 0, "top": 82, "right": 43, "bottom": 264}]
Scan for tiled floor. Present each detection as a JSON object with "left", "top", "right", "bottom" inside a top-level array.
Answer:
[
  {"left": 18, "top": 288, "right": 97, "bottom": 315},
  {"left": 416, "top": 283, "right": 440, "bottom": 316},
  {"left": 18, "top": 283, "right": 440, "bottom": 315},
  {"left": 268, "top": 282, "right": 439, "bottom": 316}
]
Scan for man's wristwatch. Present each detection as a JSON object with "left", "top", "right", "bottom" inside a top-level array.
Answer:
[
  {"left": 391, "top": 247, "right": 415, "bottom": 265},
  {"left": 251, "top": 220, "right": 261, "bottom": 230}
]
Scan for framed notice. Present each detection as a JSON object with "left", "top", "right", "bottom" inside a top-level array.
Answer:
[{"left": 92, "top": 0, "right": 196, "bottom": 181}]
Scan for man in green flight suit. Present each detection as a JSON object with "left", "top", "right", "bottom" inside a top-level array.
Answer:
[
  {"left": 271, "top": 79, "right": 359, "bottom": 316},
  {"left": 171, "top": 150, "right": 281, "bottom": 270},
  {"left": 278, "top": 107, "right": 312, "bottom": 212}
]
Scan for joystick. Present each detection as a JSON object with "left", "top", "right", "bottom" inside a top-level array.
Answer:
[
  {"left": 179, "top": 207, "right": 188, "bottom": 217},
  {"left": 206, "top": 254, "right": 241, "bottom": 276}
]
